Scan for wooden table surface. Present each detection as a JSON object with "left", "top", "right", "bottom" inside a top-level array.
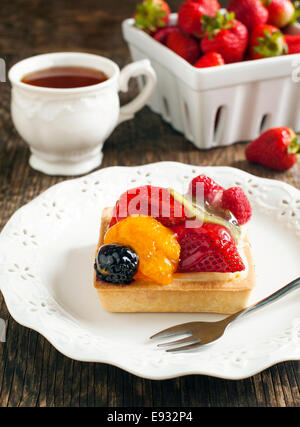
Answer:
[{"left": 0, "top": 0, "right": 299, "bottom": 407}]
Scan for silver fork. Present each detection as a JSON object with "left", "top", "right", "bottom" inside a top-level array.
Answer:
[{"left": 150, "top": 277, "right": 300, "bottom": 353}]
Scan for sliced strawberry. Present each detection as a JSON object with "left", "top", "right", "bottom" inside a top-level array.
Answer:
[
  {"left": 188, "top": 174, "right": 224, "bottom": 209},
  {"left": 172, "top": 223, "right": 245, "bottom": 273},
  {"left": 222, "top": 187, "right": 252, "bottom": 225},
  {"left": 109, "top": 215, "right": 118, "bottom": 228},
  {"left": 109, "top": 185, "right": 189, "bottom": 228}
]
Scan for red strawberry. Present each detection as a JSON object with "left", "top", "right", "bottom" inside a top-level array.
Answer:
[
  {"left": 263, "top": 0, "right": 295, "bottom": 28},
  {"left": 228, "top": 0, "right": 269, "bottom": 32},
  {"left": 153, "top": 25, "right": 178, "bottom": 44},
  {"left": 134, "top": 0, "right": 170, "bottom": 33},
  {"left": 188, "top": 174, "right": 224, "bottom": 208},
  {"left": 109, "top": 185, "right": 189, "bottom": 228},
  {"left": 166, "top": 29, "right": 201, "bottom": 64},
  {"left": 245, "top": 127, "right": 300, "bottom": 171},
  {"left": 172, "top": 223, "right": 245, "bottom": 273},
  {"left": 249, "top": 24, "right": 287, "bottom": 59},
  {"left": 222, "top": 187, "right": 252, "bottom": 225},
  {"left": 177, "top": 0, "right": 220, "bottom": 37},
  {"left": 201, "top": 11, "right": 248, "bottom": 63},
  {"left": 194, "top": 51, "right": 225, "bottom": 67},
  {"left": 284, "top": 34, "right": 300, "bottom": 54}
]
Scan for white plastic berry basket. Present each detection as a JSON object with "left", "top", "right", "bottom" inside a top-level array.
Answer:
[{"left": 122, "top": 14, "right": 300, "bottom": 149}]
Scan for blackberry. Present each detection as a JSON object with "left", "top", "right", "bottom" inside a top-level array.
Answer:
[{"left": 94, "top": 244, "right": 139, "bottom": 284}]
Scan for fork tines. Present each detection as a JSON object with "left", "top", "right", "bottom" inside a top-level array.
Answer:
[{"left": 150, "top": 322, "right": 203, "bottom": 353}]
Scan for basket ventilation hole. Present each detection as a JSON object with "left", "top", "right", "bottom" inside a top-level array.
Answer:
[
  {"left": 162, "top": 97, "right": 170, "bottom": 120},
  {"left": 213, "top": 106, "right": 226, "bottom": 144},
  {"left": 184, "top": 102, "right": 193, "bottom": 140},
  {"left": 259, "top": 114, "right": 270, "bottom": 133}
]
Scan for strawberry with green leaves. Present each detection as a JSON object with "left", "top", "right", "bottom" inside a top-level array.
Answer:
[
  {"left": 228, "top": 0, "right": 269, "bottom": 32},
  {"left": 263, "top": 0, "right": 296, "bottom": 28},
  {"left": 249, "top": 24, "right": 287, "bottom": 59},
  {"left": 134, "top": 0, "right": 170, "bottom": 33},
  {"left": 177, "top": 0, "right": 220, "bottom": 37},
  {"left": 200, "top": 11, "right": 248, "bottom": 63},
  {"left": 245, "top": 127, "right": 300, "bottom": 171}
]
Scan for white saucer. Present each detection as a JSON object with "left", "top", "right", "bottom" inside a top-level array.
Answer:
[{"left": 0, "top": 162, "right": 299, "bottom": 380}]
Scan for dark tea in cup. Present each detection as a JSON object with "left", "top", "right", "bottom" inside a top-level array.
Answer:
[{"left": 21, "top": 66, "right": 108, "bottom": 89}]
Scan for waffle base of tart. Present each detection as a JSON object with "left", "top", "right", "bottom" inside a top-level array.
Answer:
[{"left": 94, "top": 207, "right": 256, "bottom": 314}]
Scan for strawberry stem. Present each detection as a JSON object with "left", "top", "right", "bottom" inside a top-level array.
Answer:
[
  {"left": 201, "top": 11, "right": 235, "bottom": 40},
  {"left": 288, "top": 135, "right": 300, "bottom": 154},
  {"left": 134, "top": 0, "right": 167, "bottom": 33},
  {"left": 254, "top": 29, "right": 287, "bottom": 58}
]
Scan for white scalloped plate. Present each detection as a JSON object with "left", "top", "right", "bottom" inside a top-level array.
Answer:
[{"left": 0, "top": 162, "right": 300, "bottom": 380}]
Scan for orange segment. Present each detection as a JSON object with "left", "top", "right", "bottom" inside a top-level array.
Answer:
[{"left": 104, "top": 216, "right": 180, "bottom": 285}]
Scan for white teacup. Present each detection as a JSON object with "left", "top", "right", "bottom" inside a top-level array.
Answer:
[{"left": 8, "top": 52, "right": 157, "bottom": 176}]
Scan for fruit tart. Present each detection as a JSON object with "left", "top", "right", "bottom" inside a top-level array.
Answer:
[{"left": 93, "top": 175, "right": 255, "bottom": 314}]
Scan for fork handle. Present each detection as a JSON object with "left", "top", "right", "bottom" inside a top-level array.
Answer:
[{"left": 228, "top": 277, "right": 300, "bottom": 324}]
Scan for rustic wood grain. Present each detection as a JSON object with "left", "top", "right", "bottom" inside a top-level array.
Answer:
[{"left": 0, "top": 0, "right": 299, "bottom": 407}]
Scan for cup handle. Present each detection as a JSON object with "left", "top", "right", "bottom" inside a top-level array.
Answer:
[{"left": 118, "top": 59, "right": 157, "bottom": 124}]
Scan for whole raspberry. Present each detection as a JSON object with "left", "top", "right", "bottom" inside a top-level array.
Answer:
[{"left": 222, "top": 187, "right": 252, "bottom": 225}]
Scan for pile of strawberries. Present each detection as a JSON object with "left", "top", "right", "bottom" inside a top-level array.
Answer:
[
  {"left": 134, "top": 0, "right": 300, "bottom": 67},
  {"left": 134, "top": 0, "right": 300, "bottom": 171}
]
